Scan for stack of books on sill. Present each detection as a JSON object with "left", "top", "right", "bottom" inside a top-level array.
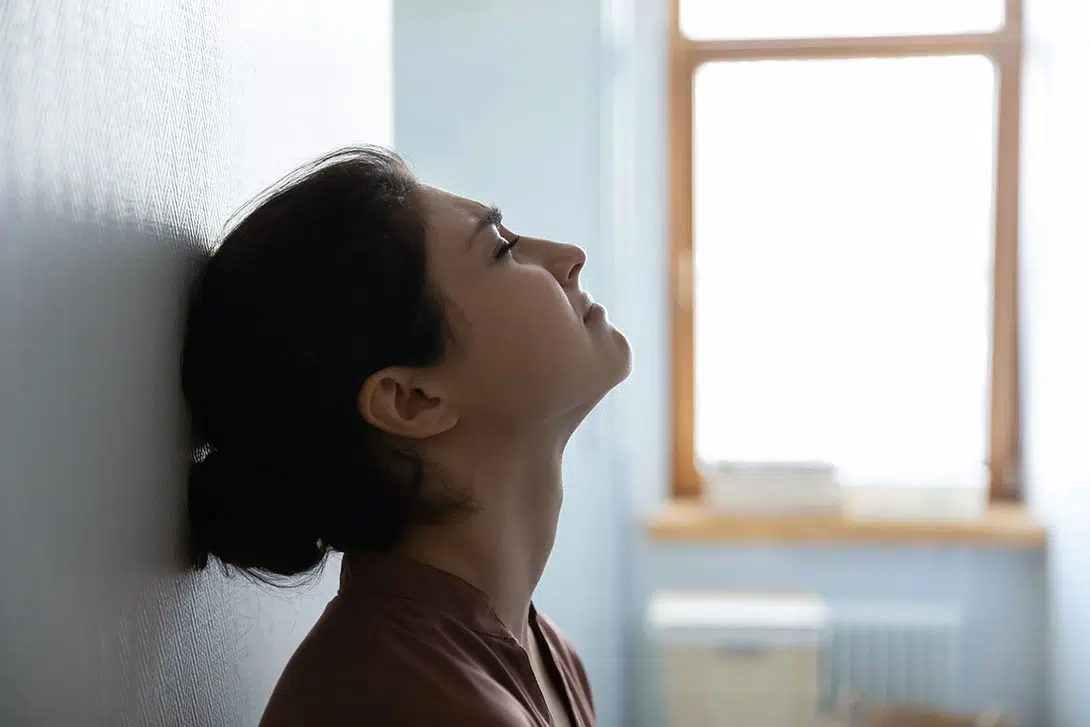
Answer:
[{"left": 700, "top": 461, "right": 841, "bottom": 517}]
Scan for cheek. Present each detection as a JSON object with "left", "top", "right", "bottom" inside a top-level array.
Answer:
[
  {"left": 456, "top": 278, "right": 590, "bottom": 403},
  {"left": 487, "top": 285, "right": 579, "bottom": 362}
]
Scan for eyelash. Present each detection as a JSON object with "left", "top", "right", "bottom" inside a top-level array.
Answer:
[{"left": 494, "top": 235, "right": 521, "bottom": 260}]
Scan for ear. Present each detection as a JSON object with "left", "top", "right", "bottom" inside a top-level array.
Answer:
[{"left": 357, "top": 367, "right": 457, "bottom": 439}]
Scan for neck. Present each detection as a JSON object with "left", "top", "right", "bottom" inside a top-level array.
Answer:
[{"left": 394, "top": 432, "right": 566, "bottom": 640}]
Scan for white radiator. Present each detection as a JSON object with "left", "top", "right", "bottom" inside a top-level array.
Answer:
[
  {"left": 822, "top": 604, "right": 963, "bottom": 712},
  {"left": 650, "top": 594, "right": 964, "bottom": 727}
]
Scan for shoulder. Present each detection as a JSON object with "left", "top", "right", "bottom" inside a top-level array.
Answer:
[
  {"left": 534, "top": 610, "right": 577, "bottom": 654},
  {"left": 259, "top": 596, "right": 526, "bottom": 727}
]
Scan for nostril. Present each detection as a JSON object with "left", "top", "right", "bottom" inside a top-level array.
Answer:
[
  {"left": 541, "top": 240, "right": 588, "bottom": 285},
  {"left": 568, "top": 259, "right": 585, "bottom": 284},
  {"left": 566, "top": 245, "right": 587, "bottom": 283}
]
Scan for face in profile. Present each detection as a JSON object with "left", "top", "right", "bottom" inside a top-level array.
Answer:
[
  {"left": 417, "top": 185, "right": 631, "bottom": 436},
  {"left": 356, "top": 181, "right": 630, "bottom": 457}
]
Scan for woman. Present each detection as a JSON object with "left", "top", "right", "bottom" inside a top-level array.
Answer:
[{"left": 182, "top": 146, "right": 631, "bottom": 727}]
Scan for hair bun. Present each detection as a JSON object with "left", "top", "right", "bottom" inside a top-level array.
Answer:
[{"left": 187, "top": 448, "right": 328, "bottom": 579}]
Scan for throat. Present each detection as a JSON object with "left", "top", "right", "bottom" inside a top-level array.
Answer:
[
  {"left": 396, "top": 434, "right": 567, "bottom": 635},
  {"left": 394, "top": 480, "right": 562, "bottom": 638}
]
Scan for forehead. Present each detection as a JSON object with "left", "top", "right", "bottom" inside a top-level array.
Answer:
[{"left": 418, "top": 185, "right": 489, "bottom": 238}]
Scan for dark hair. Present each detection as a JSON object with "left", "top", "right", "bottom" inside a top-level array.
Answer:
[{"left": 181, "top": 146, "right": 472, "bottom": 585}]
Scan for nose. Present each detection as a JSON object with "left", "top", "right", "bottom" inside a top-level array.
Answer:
[{"left": 541, "top": 239, "right": 586, "bottom": 287}]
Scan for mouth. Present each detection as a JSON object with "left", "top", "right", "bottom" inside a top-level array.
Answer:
[{"left": 580, "top": 293, "right": 605, "bottom": 323}]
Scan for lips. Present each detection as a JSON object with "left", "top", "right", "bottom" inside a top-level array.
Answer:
[
  {"left": 580, "top": 293, "right": 609, "bottom": 324},
  {"left": 579, "top": 293, "right": 597, "bottom": 321}
]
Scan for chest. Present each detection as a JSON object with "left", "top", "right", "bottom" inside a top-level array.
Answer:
[
  {"left": 535, "top": 669, "right": 573, "bottom": 727},
  {"left": 527, "top": 631, "right": 576, "bottom": 727}
]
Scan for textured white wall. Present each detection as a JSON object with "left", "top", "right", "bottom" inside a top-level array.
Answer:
[{"left": 0, "top": 2, "right": 390, "bottom": 725}]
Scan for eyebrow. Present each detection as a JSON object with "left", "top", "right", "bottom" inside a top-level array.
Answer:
[{"left": 467, "top": 205, "right": 503, "bottom": 249}]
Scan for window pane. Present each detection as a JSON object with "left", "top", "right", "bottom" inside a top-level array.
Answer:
[
  {"left": 680, "top": 0, "right": 1004, "bottom": 40},
  {"left": 693, "top": 57, "right": 996, "bottom": 487}
]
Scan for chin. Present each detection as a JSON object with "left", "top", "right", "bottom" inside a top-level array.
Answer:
[
  {"left": 588, "top": 328, "right": 633, "bottom": 407},
  {"left": 560, "top": 350, "right": 632, "bottom": 430},
  {"left": 605, "top": 324, "right": 633, "bottom": 386},
  {"left": 552, "top": 323, "right": 633, "bottom": 427}
]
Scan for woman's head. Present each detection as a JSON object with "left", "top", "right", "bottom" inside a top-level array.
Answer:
[{"left": 182, "top": 146, "right": 630, "bottom": 583}]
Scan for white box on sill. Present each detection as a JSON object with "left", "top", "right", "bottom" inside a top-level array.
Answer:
[
  {"left": 701, "top": 461, "right": 841, "bottom": 516},
  {"left": 841, "top": 483, "right": 988, "bottom": 522}
]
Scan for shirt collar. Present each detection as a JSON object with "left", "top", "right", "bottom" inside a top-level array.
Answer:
[{"left": 337, "top": 550, "right": 515, "bottom": 641}]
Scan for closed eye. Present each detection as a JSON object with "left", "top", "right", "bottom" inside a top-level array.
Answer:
[{"left": 493, "top": 234, "right": 521, "bottom": 261}]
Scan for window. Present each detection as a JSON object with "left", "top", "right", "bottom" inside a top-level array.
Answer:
[{"left": 670, "top": 0, "right": 1023, "bottom": 501}]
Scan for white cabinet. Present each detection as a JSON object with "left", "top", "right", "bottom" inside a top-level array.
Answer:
[{"left": 650, "top": 592, "right": 828, "bottom": 727}]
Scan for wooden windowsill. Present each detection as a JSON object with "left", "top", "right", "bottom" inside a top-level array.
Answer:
[{"left": 647, "top": 501, "right": 1046, "bottom": 548}]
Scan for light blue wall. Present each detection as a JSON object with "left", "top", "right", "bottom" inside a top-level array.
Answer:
[
  {"left": 393, "top": 3, "right": 626, "bottom": 727},
  {"left": 608, "top": 1, "right": 1050, "bottom": 726},
  {"left": 1021, "top": 2, "right": 1090, "bottom": 725}
]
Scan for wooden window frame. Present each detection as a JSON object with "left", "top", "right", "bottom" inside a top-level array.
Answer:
[{"left": 669, "top": 0, "right": 1024, "bottom": 502}]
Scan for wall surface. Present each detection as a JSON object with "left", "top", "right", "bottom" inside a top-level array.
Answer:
[
  {"left": 1021, "top": 2, "right": 1090, "bottom": 726},
  {"left": 393, "top": 3, "right": 627, "bottom": 726},
  {"left": 0, "top": 2, "right": 391, "bottom": 725},
  {"left": 605, "top": 1, "right": 1051, "bottom": 726}
]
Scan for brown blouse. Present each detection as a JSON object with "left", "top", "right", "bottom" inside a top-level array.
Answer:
[{"left": 258, "top": 551, "right": 596, "bottom": 727}]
